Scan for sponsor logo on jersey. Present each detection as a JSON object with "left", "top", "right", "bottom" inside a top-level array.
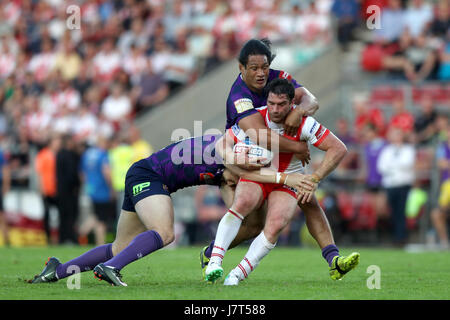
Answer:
[
  {"left": 282, "top": 184, "right": 298, "bottom": 193},
  {"left": 310, "top": 121, "right": 318, "bottom": 134},
  {"left": 133, "top": 182, "right": 151, "bottom": 196},
  {"left": 315, "top": 125, "right": 327, "bottom": 140},
  {"left": 234, "top": 98, "right": 253, "bottom": 113}
]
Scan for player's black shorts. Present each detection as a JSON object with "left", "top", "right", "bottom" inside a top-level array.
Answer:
[{"left": 122, "top": 159, "right": 170, "bottom": 212}]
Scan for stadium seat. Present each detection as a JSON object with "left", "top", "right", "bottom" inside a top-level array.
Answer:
[{"left": 370, "top": 86, "right": 404, "bottom": 106}]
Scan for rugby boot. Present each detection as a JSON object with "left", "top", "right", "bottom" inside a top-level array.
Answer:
[
  {"left": 200, "top": 246, "right": 210, "bottom": 279},
  {"left": 329, "top": 252, "right": 360, "bottom": 280},
  {"left": 31, "top": 257, "right": 61, "bottom": 283},
  {"left": 93, "top": 263, "right": 128, "bottom": 287},
  {"left": 204, "top": 261, "right": 223, "bottom": 283}
]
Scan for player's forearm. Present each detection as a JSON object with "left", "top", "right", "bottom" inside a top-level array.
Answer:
[
  {"left": 239, "top": 113, "right": 303, "bottom": 153},
  {"left": 295, "top": 87, "right": 319, "bottom": 116},
  {"left": 246, "top": 127, "right": 303, "bottom": 153},
  {"left": 313, "top": 144, "right": 347, "bottom": 181}
]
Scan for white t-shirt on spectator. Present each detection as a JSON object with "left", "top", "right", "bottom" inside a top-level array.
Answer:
[
  {"left": 164, "top": 53, "right": 196, "bottom": 84},
  {"left": 377, "top": 144, "right": 416, "bottom": 188},
  {"left": 73, "top": 112, "right": 98, "bottom": 140},
  {"left": 403, "top": 3, "right": 433, "bottom": 37},
  {"left": 28, "top": 52, "right": 56, "bottom": 82},
  {"left": 52, "top": 113, "right": 76, "bottom": 135},
  {"left": 151, "top": 51, "right": 171, "bottom": 74},
  {"left": 54, "top": 88, "right": 81, "bottom": 111},
  {"left": 0, "top": 52, "right": 16, "bottom": 78},
  {"left": 93, "top": 51, "right": 121, "bottom": 78},
  {"left": 101, "top": 95, "right": 132, "bottom": 121}
]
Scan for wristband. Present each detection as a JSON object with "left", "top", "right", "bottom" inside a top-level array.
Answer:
[
  {"left": 276, "top": 172, "right": 288, "bottom": 184},
  {"left": 311, "top": 173, "right": 321, "bottom": 183}
]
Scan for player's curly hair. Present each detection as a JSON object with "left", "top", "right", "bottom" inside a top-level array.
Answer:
[{"left": 238, "top": 38, "right": 276, "bottom": 67}]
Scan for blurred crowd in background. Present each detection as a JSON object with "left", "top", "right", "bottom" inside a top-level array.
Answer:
[{"left": 0, "top": 0, "right": 448, "bottom": 249}]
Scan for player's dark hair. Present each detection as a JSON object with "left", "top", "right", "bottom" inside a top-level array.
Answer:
[
  {"left": 238, "top": 38, "right": 276, "bottom": 67},
  {"left": 265, "top": 78, "right": 295, "bottom": 101}
]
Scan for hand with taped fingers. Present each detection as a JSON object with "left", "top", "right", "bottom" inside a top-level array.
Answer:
[{"left": 296, "top": 173, "right": 321, "bottom": 204}]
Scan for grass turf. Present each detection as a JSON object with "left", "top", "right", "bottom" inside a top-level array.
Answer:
[{"left": 0, "top": 245, "right": 449, "bottom": 300}]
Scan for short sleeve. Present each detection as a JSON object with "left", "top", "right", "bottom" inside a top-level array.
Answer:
[{"left": 300, "top": 116, "right": 330, "bottom": 147}]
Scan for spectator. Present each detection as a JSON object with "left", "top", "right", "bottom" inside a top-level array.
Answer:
[
  {"left": 413, "top": 94, "right": 438, "bottom": 145},
  {"left": 352, "top": 94, "right": 386, "bottom": 138},
  {"left": 436, "top": 30, "right": 450, "bottom": 81},
  {"left": 73, "top": 106, "right": 99, "bottom": 145},
  {"left": 123, "top": 44, "right": 149, "bottom": 85},
  {"left": 56, "top": 135, "right": 81, "bottom": 244},
  {"left": 429, "top": 0, "right": 450, "bottom": 39},
  {"left": 128, "top": 125, "right": 153, "bottom": 162},
  {"left": 163, "top": 0, "right": 192, "bottom": 43},
  {"left": 79, "top": 136, "right": 113, "bottom": 245},
  {"left": 377, "top": 127, "right": 416, "bottom": 246},
  {"left": 164, "top": 28, "right": 197, "bottom": 92},
  {"left": 108, "top": 133, "right": 134, "bottom": 219},
  {"left": 0, "top": 136, "right": 10, "bottom": 246},
  {"left": 430, "top": 124, "right": 450, "bottom": 249},
  {"left": 402, "top": 0, "right": 433, "bottom": 38},
  {"left": 335, "top": 118, "right": 359, "bottom": 173},
  {"left": 134, "top": 59, "right": 169, "bottom": 113},
  {"left": 388, "top": 96, "right": 415, "bottom": 135},
  {"left": 361, "top": 123, "right": 389, "bottom": 220},
  {"left": 35, "top": 135, "right": 61, "bottom": 245},
  {"left": 72, "top": 63, "right": 94, "bottom": 98},
  {"left": 331, "top": 0, "right": 360, "bottom": 51},
  {"left": 374, "top": 0, "right": 405, "bottom": 43},
  {"left": 27, "top": 39, "right": 56, "bottom": 83},
  {"left": 93, "top": 38, "right": 121, "bottom": 83},
  {"left": 403, "top": 32, "right": 438, "bottom": 82},
  {"left": 101, "top": 83, "right": 133, "bottom": 127},
  {"left": 118, "top": 18, "right": 150, "bottom": 55},
  {"left": 0, "top": 44, "right": 16, "bottom": 79},
  {"left": 53, "top": 40, "right": 82, "bottom": 81}
]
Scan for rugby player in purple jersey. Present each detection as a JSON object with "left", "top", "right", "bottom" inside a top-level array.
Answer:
[
  {"left": 30, "top": 134, "right": 314, "bottom": 286},
  {"left": 201, "top": 39, "right": 358, "bottom": 281}
]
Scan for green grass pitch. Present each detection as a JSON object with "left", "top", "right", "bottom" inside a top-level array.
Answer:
[{"left": 1, "top": 245, "right": 449, "bottom": 300}]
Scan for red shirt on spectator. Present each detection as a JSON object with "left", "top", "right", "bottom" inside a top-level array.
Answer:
[{"left": 389, "top": 111, "right": 415, "bottom": 133}]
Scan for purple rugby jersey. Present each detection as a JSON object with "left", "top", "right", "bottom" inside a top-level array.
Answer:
[
  {"left": 225, "top": 69, "right": 302, "bottom": 129},
  {"left": 145, "top": 134, "right": 225, "bottom": 193}
]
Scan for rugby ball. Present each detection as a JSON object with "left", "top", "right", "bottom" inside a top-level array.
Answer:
[{"left": 233, "top": 142, "right": 273, "bottom": 166}]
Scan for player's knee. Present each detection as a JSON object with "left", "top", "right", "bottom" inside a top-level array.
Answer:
[
  {"left": 232, "top": 195, "right": 260, "bottom": 216},
  {"left": 265, "top": 215, "right": 287, "bottom": 237},
  {"left": 155, "top": 228, "right": 174, "bottom": 246}
]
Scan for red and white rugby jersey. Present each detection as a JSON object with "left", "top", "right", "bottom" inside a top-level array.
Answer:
[{"left": 228, "top": 106, "right": 330, "bottom": 174}]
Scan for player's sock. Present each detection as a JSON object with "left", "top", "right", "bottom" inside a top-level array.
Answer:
[
  {"left": 204, "top": 241, "right": 215, "bottom": 259},
  {"left": 232, "top": 231, "right": 276, "bottom": 281},
  {"left": 55, "top": 243, "right": 113, "bottom": 279},
  {"left": 104, "top": 230, "right": 163, "bottom": 270},
  {"left": 209, "top": 209, "right": 243, "bottom": 266},
  {"left": 322, "top": 244, "right": 340, "bottom": 267}
]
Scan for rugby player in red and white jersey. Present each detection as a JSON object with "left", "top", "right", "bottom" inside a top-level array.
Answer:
[
  {"left": 205, "top": 79, "right": 360, "bottom": 285},
  {"left": 201, "top": 38, "right": 360, "bottom": 283}
]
